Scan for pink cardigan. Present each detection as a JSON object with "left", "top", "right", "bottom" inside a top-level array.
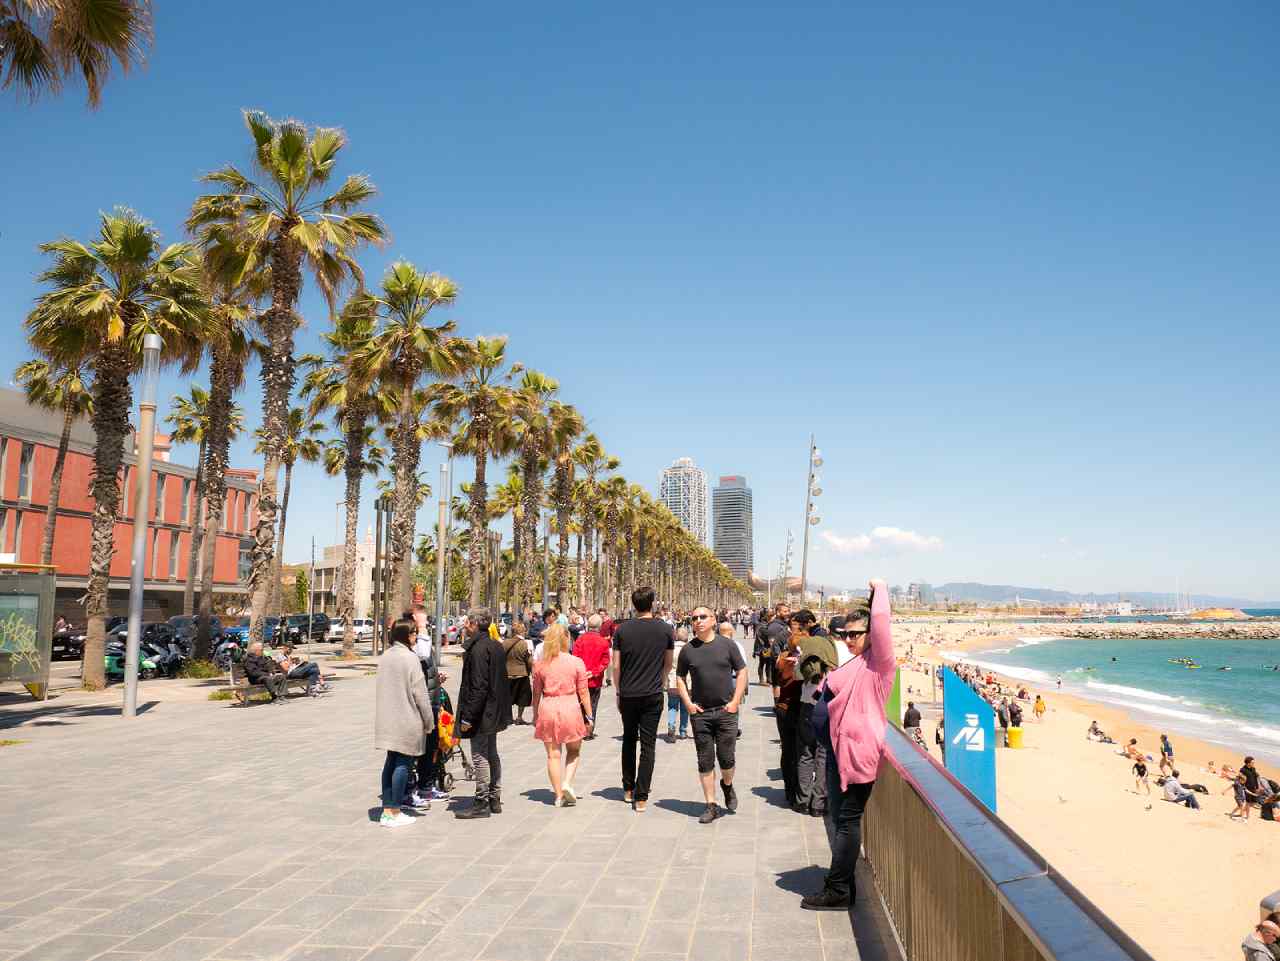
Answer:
[{"left": 823, "top": 588, "right": 895, "bottom": 789}]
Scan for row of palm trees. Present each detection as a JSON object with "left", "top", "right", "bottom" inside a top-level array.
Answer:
[{"left": 21, "top": 110, "right": 749, "bottom": 690}]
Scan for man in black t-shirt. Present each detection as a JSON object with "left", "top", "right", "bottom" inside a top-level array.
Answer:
[
  {"left": 611, "top": 586, "right": 674, "bottom": 811},
  {"left": 677, "top": 606, "right": 747, "bottom": 823}
]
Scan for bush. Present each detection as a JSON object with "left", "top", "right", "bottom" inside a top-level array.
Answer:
[
  {"left": 0, "top": 739, "right": 24, "bottom": 747},
  {"left": 207, "top": 690, "right": 235, "bottom": 701},
  {"left": 180, "top": 659, "right": 224, "bottom": 679}
]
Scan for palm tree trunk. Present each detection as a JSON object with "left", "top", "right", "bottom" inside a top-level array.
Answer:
[
  {"left": 194, "top": 351, "right": 235, "bottom": 659},
  {"left": 575, "top": 533, "right": 583, "bottom": 608},
  {"left": 269, "top": 461, "right": 294, "bottom": 616},
  {"left": 83, "top": 348, "right": 131, "bottom": 690},
  {"left": 182, "top": 436, "right": 206, "bottom": 615},
  {"left": 388, "top": 381, "right": 421, "bottom": 613},
  {"left": 197, "top": 496, "right": 224, "bottom": 659},
  {"left": 468, "top": 448, "right": 489, "bottom": 608},
  {"left": 553, "top": 467, "right": 570, "bottom": 601},
  {"left": 339, "top": 417, "right": 367, "bottom": 658},
  {"left": 39, "top": 403, "right": 75, "bottom": 567},
  {"left": 248, "top": 231, "right": 301, "bottom": 644}
]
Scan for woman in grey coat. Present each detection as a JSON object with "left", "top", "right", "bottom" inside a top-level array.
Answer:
[{"left": 376, "top": 618, "right": 436, "bottom": 828}]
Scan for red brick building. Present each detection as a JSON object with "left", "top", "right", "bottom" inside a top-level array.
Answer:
[{"left": 0, "top": 388, "right": 259, "bottom": 621}]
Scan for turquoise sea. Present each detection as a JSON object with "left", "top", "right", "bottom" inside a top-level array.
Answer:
[{"left": 945, "top": 629, "right": 1280, "bottom": 765}]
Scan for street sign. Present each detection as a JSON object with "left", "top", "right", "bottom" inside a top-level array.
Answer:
[{"left": 942, "top": 667, "right": 997, "bottom": 812}]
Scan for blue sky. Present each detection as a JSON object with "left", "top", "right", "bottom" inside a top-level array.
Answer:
[{"left": 5, "top": 1, "right": 1279, "bottom": 600}]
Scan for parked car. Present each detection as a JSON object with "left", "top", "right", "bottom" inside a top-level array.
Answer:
[
  {"left": 326, "top": 617, "right": 372, "bottom": 641},
  {"left": 52, "top": 626, "right": 85, "bottom": 660},
  {"left": 166, "top": 615, "right": 223, "bottom": 647},
  {"left": 221, "top": 616, "right": 279, "bottom": 646},
  {"left": 284, "top": 612, "right": 330, "bottom": 643}
]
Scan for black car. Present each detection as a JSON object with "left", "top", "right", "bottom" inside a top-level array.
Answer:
[
  {"left": 284, "top": 612, "right": 330, "bottom": 643},
  {"left": 51, "top": 626, "right": 85, "bottom": 660},
  {"left": 166, "top": 615, "right": 223, "bottom": 646}
]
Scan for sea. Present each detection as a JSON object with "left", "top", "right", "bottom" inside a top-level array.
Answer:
[{"left": 942, "top": 619, "right": 1280, "bottom": 765}]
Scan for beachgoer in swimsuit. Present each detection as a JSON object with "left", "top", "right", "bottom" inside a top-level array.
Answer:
[{"left": 1159, "top": 734, "right": 1174, "bottom": 775}]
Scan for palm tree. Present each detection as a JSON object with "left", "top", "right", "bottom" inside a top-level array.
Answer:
[
  {"left": 1, "top": 0, "right": 151, "bottom": 107},
  {"left": 511, "top": 370, "right": 559, "bottom": 610},
  {"left": 165, "top": 386, "right": 209, "bottom": 617},
  {"left": 546, "top": 401, "right": 583, "bottom": 603},
  {"left": 255, "top": 408, "right": 325, "bottom": 617},
  {"left": 13, "top": 357, "right": 91, "bottom": 566},
  {"left": 26, "top": 208, "right": 204, "bottom": 689},
  {"left": 489, "top": 465, "right": 524, "bottom": 614},
  {"left": 349, "top": 262, "right": 460, "bottom": 611},
  {"left": 426, "top": 336, "right": 518, "bottom": 608},
  {"left": 189, "top": 110, "right": 386, "bottom": 643},
  {"left": 571, "top": 434, "right": 617, "bottom": 609}
]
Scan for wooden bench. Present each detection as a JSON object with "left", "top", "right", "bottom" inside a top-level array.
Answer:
[{"left": 224, "top": 663, "right": 336, "bottom": 707}]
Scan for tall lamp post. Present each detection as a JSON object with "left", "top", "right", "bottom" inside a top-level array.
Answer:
[
  {"left": 541, "top": 509, "right": 551, "bottom": 612},
  {"left": 798, "top": 435, "right": 822, "bottom": 603},
  {"left": 433, "top": 442, "right": 452, "bottom": 670},
  {"left": 124, "top": 333, "right": 162, "bottom": 719}
]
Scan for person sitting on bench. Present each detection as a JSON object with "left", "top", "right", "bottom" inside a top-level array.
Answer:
[
  {"left": 243, "top": 641, "right": 289, "bottom": 703},
  {"left": 274, "top": 643, "right": 326, "bottom": 697}
]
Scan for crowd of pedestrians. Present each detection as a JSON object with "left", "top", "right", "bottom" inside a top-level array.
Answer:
[{"left": 371, "top": 577, "right": 896, "bottom": 916}]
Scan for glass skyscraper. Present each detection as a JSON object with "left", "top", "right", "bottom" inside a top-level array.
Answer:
[{"left": 712, "top": 475, "right": 753, "bottom": 581}]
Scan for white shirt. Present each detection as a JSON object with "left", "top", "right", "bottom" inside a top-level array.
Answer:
[{"left": 1163, "top": 776, "right": 1183, "bottom": 802}]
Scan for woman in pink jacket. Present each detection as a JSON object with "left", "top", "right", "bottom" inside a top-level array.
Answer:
[{"left": 801, "top": 579, "right": 895, "bottom": 912}]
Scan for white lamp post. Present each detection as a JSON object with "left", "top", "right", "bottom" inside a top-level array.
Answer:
[
  {"left": 123, "top": 333, "right": 162, "bottom": 719},
  {"left": 799, "top": 435, "right": 822, "bottom": 603},
  {"left": 433, "top": 441, "right": 452, "bottom": 671}
]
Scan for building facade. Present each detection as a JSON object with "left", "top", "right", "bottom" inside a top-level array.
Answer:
[
  {"left": 659, "top": 457, "right": 709, "bottom": 546},
  {"left": 301, "top": 534, "right": 377, "bottom": 618},
  {"left": 0, "top": 388, "right": 259, "bottom": 622},
  {"left": 712, "top": 475, "right": 753, "bottom": 581}
]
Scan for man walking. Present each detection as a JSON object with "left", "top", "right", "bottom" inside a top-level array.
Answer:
[
  {"left": 612, "top": 586, "right": 674, "bottom": 812},
  {"left": 679, "top": 607, "right": 747, "bottom": 823},
  {"left": 456, "top": 608, "right": 511, "bottom": 819}
]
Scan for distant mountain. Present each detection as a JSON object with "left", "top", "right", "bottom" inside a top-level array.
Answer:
[{"left": 933, "top": 582, "right": 1280, "bottom": 609}]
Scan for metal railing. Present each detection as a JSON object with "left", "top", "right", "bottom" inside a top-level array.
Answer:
[{"left": 863, "top": 724, "right": 1157, "bottom": 961}]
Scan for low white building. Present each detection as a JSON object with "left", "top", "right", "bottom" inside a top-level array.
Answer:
[{"left": 308, "top": 531, "right": 378, "bottom": 618}]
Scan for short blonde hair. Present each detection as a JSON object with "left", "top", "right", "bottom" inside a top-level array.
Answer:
[{"left": 542, "top": 623, "right": 569, "bottom": 661}]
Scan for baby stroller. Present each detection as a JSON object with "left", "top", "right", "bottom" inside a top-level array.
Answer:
[{"left": 435, "top": 688, "right": 474, "bottom": 790}]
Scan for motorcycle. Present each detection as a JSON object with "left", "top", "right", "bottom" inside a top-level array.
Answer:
[
  {"left": 213, "top": 637, "right": 245, "bottom": 670},
  {"left": 104, "top": 641, "right": 159, "bottom": 680}
]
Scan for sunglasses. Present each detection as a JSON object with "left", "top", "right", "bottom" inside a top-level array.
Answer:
[
  {"left": 835, "top": 628, "right": 869, "bottom": 638},
  {"left": 691, "top": 613, "right": 713, "bottom": 620}
]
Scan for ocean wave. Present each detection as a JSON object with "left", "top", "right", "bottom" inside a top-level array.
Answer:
[
  {"left": 1083, "top": 680, "right": 1179, "bottom": 703},
  {"left": 938, "top": 652, "right": 1052, "bottom": 684},
  {"left": 1015, "top": 636, "right": 1062, "bottom": 647},
  {"left": 1121, "top": 702, "right": 1221, "bottom": 724},
  {"left": 1238, "top": 725, "right": 1280, "bottom": 744}
]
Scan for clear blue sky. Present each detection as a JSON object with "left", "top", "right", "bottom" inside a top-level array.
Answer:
[{"left": 5, "top": 1, "right": 1278, "bottom": 601}]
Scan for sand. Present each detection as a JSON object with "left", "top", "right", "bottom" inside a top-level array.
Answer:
[{"left": 889, "top": 622, "right": 1278, "bottom": 961}]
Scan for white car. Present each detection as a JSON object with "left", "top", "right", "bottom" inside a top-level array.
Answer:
[{"left": 327, "top": 618, "right": 373, "bottom": 641}]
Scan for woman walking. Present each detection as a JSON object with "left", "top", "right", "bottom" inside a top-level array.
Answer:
[
  {"left": 531, "top": 623, "right": 593, "bottom": 806},
  {"left": 375, "top": 617, "right": 436, "bottom": 828},
  {"left": 504, "top": 620, "right": 534, "bottom": 725},
  {"left": 665, "top": 626, "right": 690, "bottom": 743}
]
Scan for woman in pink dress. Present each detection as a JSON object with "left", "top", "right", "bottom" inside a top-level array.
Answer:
[{"left": 531, "top": 623, "right": 594, "bottom": 807}]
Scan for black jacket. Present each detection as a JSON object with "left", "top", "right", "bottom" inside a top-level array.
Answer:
[{"left": 457, "top": 632, "right": 511, "bottom": 738}]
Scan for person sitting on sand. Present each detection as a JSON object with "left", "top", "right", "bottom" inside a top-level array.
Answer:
[
  {"left": 1088, "top": 720, "right": 1104, "bottom": 740},
  {"left": 1161, "top": 769, "right": 1200, "bottom": 809}
]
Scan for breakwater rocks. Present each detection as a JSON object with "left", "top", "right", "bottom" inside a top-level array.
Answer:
[{"left": 1024, "top": 621, "right": 1280, "bottom": 641}]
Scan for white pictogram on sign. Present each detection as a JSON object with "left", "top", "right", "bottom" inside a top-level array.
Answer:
[{"left": 952, "top": 713, "right": 985, "bottom": 752}]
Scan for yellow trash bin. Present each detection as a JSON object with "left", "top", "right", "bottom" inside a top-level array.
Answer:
[{"left": 1007, "top": 726, "right": 1024, "bottom": 749}]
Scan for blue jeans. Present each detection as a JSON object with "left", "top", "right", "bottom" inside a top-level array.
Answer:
[
  {"left": 381, "top": 751, "right": 414, "bottom": 809},
  {"left": 823, "top": 757, "right": 874, "bottom": 899},
  {"left": 667, "top": 691, "right": 689, "bottom": 735}
]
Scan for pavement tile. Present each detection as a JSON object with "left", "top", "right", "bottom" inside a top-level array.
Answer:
[
  {"left": 477, "top": 926, "right": 562, "bottom": 961},
  {"left": 311, "top": 909, "right": 408, "bottom": 947},
  {"left": 116, "top": 913, "right": 217, "bottom": 952},
  {"left": 548, "top": 942, "right": 636, "bottom": 961},
  {"left": 515, "top": 894, "right": 585, "bottom": 929},
  {"left": 145, "top": 937, "right": 230, "bottom": 961},
  {"left": 586, "top": 874, "right": 658, "bottom": 906},
  {"left": 563, "top": 904, "right": 649, "bottom": 944},
  {"left": 214, "top": 925, "right": 309, "bottom": 960},
  {"left": 9, "top": 933, "right": 125, "bottom": 961},
  {"left": 359, "top": 948, "right": 420, "bottom": 961},
  {"left": 419, "top": 929, "right": 490, "bottom": 961},
  {"left": 639, "top": 920, "right": 694, "bottom": 954},
  {"left": 689, "top": 927, "right": 750, "bottom": 961},
  {"left": 283, "top": 947, "right": 366, "bottom": 961}
]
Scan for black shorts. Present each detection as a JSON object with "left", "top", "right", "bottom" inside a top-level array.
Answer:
[{"left": 691, "top": 707, "right": 737, "bottom": 774}]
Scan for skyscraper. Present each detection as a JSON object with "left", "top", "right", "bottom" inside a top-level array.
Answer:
[
  {"left": 712, "top": 475, "right": 754, "bottom": 581},
  {"left": 659, "top": 457, "right": 709, "bottom": 546}
]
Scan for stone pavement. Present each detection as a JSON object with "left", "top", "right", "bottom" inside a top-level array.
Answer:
[{"left": 0, "top": 639, "right": 898, "bottom": 961}]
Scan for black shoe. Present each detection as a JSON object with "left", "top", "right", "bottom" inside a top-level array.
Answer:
[
  {"left": 721, "top": 781, "right": 738, "bottom": 813},
  {"left": 791, "top": 802, "right": 809, "bottom": 815},
  {"left": 699, "top": 803, "right": 721, "bottom": 824},
  {"left": 489, "top": 797, "right": 503, "bottom": 814},
  {"left": 455, "top": 802, "right": 491, "bottom": 820},
  {"left": 810, "top": 807, "right": 825, "bottom": 818},
  {"left": 801, "top": 888, "right": 851, "bottom": 912}
]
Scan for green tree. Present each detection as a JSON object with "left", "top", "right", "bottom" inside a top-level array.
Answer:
[
  {"left": 13, "top": 357, "right": 92, "bottom": 566},
  {"left": 189, "top": 110, "right": 386, "bottom": 643},
  {"left": 25, "top": 209, "right": 205, "bottom": 689},
  {"left": 292, "top": 569, "right": 309, "bottom": 614},
  {"left": 1, "top": 0, "right": 151, "bottom": 107},
  {"left": 255, "top": 407, "right": 325, "bottom": 618}
]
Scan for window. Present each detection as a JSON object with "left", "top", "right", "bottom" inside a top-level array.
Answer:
[
  {"left": 225, "top": 491, "right": 235, "bottom": 532},
  {"left": 148, "top": 529, "right": 158, "bottom": 578},
  {"left": 0, "top": 440, "right": 8, "bottom": 494},
  {"left": 181, "top": 479, "right": 192, "bottom": 523},
  {"left": 242, "top": 494, "right": 252, "bottom": 532},
  {"left": 0, "top": 508, "right": 6, "bottom": 553},
  {"left": 17, "top": 444, "right": 33, "bottom": 500},
  {"left": 153, "top": 473, "right": 165, "bottom": 520},
  {"left": 237, "top": 540, "right": 253, "bottom": 583},
  {"left": 168, "top": 530, "right": 179, "bottom": 579},
  {"left": 12, "top": 512, "right": 22, "bottom": 559}
]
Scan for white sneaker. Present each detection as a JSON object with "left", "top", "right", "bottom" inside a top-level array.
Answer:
[
  {"left": 380, "top": 812, "right": 416, "bottom": 828},
  {"left": 403, "top": 793, "right": 431, "bottom": 810},
  {"left": 562, "top": 785, "right": 577, "bottom": 806}
]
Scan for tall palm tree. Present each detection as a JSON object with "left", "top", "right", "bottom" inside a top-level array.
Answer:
[
  {"left": 1, "top": 0, "right": 151, "bottom": 106},
  {"left": 426, "top": 336, "right": 518, "bottom": 608},
  {"left": 13, "top": 357, "right": 91, "bottom": 566},
  {"left": 511, "top": 370, "right": 559, "bottom": 610},
  {"left": 301, "top": 297, "right": 394, "bottom": 656},
  {"left": 546, "top": 401, "right": 583, "bottom": 603},
  {"left": 189, "top": 109, "right": 386, "bottom": 643},
  {"left": 571, "top": 434, "right": 617, "bottom": 610},
  {"left": 349, "top": 262, "right": 460, "bottom": 611},
  {"left": 26, "top": 208, "right": 204, "bottom": 689},
  {"left": 256, "top": 408, "right": 325, "bottom": 617},
  {"left": 489, "top": 465, "right": 524, "bottom": 614}
]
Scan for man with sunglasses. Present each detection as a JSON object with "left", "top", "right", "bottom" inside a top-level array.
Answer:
[{"left": 677, "top": 606, "right": 748, "bottom": 823}]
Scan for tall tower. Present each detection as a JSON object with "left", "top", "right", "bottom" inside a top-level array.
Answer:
[
  {"left": 659, "top": 457, "right": 709, "bottom": 546},
  {"left": 712, "top": 475, "right": 753, "bottom": 581}
]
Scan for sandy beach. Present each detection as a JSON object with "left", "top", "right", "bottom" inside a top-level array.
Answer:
[{"left": 892, "top": 620, "right": 1278, "bottom": 961}]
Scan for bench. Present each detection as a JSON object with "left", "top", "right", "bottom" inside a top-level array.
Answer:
[{"left": 224, "top": 662, "right": 336, "bottom": 707}]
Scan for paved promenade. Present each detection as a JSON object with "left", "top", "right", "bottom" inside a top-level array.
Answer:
[{"left": 0, "top": 642, "right": 896, "bottom": 961}]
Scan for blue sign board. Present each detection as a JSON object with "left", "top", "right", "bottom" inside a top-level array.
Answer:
[{"left": 942, "top": 667, "right": 997, "bottom": 812}]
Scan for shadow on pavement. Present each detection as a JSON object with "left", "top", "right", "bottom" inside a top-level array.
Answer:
[
  {"left": 521, "top": 788, "right": 556, "bottom": 805},
  {"left": 751, "top": 784, "right": 790, "bottom": 807},
  {"left": 654, "top": 798, "right": 709, "bottom": 818},
  {"left": 0, "top": 699, "right": 159, "bottom": 730},
  {"left": 592, "top": 786, "right": 626, "bottom": 802}
]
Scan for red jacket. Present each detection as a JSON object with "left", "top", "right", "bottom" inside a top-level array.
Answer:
[{"left": 574, "top": 631, "right": 611, "bottom": 689}]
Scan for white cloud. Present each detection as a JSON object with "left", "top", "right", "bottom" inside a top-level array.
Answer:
[{"left": 821, "top": 527, "right": 943, "bottom": 555}]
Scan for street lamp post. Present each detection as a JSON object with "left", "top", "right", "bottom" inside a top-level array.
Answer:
[
  {"left": 541, "top": 509, "right": 551, "bottom": 612},
  {"left": 433, "top": 442, "right": 452, "bottom": 670},
  {"left": 124, "top": 333, "right": 162, "bottom": 719},
  {"left": 799, "top": 435, "right": 822, "bottom": 603}
]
